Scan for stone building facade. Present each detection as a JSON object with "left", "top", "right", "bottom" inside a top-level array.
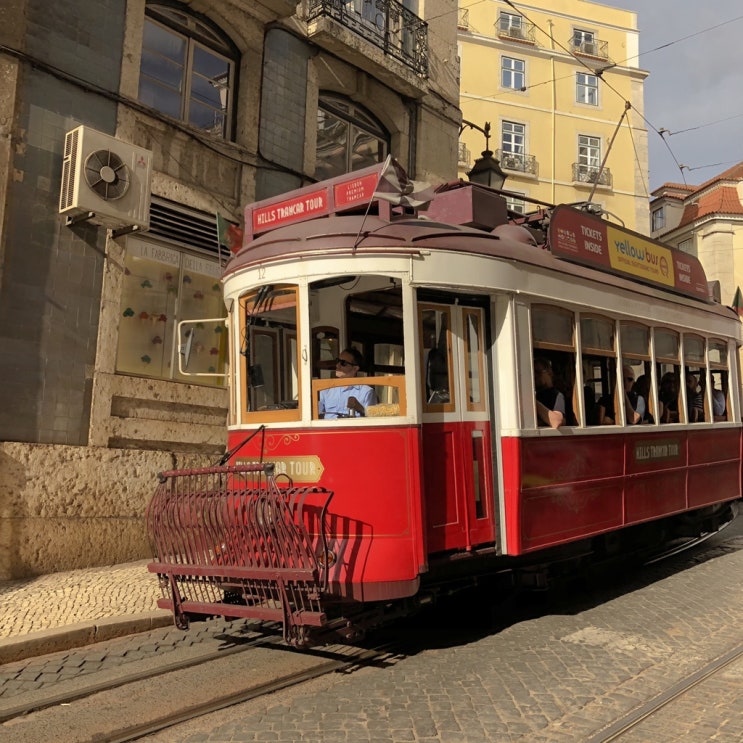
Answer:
[{"left": 0, "top": 0, "right": 460, "bottom": 578}]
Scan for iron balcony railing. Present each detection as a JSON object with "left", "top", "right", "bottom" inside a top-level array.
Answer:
[
  {"left": 496, "top": 149, "right": 538, "bottom": 176},
  {"left": 458, "top": 8, "right": 469, "bottom": 30},
  {"left": 572, "top": 163, "right": 613, "bottom": 188},
  {"left": 571, "top": 38, "right": 609, "bottom": 59},
  {"left": 308, "top": 0, "right": 429, "bottom": 77},
  {"left": 458, "top": 141, "right": 471, "bottom": 169},
  {"left": 497, "top": 19, "right": 536, "bottom": 44}
]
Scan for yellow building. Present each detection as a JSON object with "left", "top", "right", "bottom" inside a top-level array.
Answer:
[{"left": 458, "top": 0, "right": 649, "bottom": 232}]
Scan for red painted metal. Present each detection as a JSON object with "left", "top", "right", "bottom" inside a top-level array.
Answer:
[
  {"left": 145, "top": 463, "right": 333, "bottom": 645},
  {"left": 229, "top": 425, "right": 426, "bottom": 594},
  {"left": 504, "top": 427, "right": 742, "bottom": 554}
]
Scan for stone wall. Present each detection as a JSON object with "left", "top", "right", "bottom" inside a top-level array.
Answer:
[{"left": 0, "top": 442, "right": 214, "bottom": 580}]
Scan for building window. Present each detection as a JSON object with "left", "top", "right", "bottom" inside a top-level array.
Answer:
[
  {"left": 505, "top": 192, "right": 526, "bottom": 214},
  {"left": 501, "top": 57, "right": 525, "bottom": 90},
  {"left": 578, "top": 135, "right": 601, "bottom": 169},
  {"left": 502, "top": 121, "right": 525, "bottom": 155},
  {"left": 652, "top": 207, "right": 666, "bottom": 231},
  {"left": 315, "top": 94, "right": 389, "bottom": 181},
  {"left": 116, "top": 238, "right": 226, "bottom": 387},
  {"left": 572, "top": 28, "right": 595, "bottom": 50},
  {"left": 576, "top": 72, "right": 598, "bottom": 105},
  {"left": 138, "top": 4, "right": 237, "bottom": 138},
  {"left": 499, "top": 12, "right": 523, "bottom": 34},
  {"left": 678, "top": 237, "right": 693, "bottom": 253}
]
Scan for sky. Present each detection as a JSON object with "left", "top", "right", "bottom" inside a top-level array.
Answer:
[{"left": 599, "top": 0, "right": 743, "bottom": 192}]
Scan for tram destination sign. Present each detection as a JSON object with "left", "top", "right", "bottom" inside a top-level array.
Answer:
[
  {"left": 548, "top": 206, "right": 710, "bottom": 301},
  {"left": 244, "top": 162, "right": 386, "bottom": 240}
]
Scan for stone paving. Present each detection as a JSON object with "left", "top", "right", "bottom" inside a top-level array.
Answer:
[
  {"left": 0, "top": 560, "right": 161, "bottom": 638},
  {"left": 1, "top": 537, "right": 742, "bottom": 741}
]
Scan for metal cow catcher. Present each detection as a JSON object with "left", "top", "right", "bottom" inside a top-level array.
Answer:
[
  {"left": 147, "top": 463, "right": 333, "bottom": 644},
  {"left": 147, "top": 162, "right": 742, "bottom": 646}
]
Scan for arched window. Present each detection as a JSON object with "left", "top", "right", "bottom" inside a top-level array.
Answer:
[
  {"left": 315, "top": 94, "right": 389, "bottom": 181},
  {"left": 139, "top": 3, "right": 237, "bottom": 138}
]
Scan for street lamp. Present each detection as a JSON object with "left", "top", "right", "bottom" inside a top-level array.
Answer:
[{"left": 460, "top": 120, "right": 508, "bottom": 190}]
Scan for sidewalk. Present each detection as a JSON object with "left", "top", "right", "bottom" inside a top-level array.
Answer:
[{"left": 0, "top": 560, "right": 172, "bottom": 664}]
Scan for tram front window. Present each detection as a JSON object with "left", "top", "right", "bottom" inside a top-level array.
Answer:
[
  {"left": 240, "top": 284, "right": 300, "bottom": 417},
  {"left": 310, "top": 275, "right": 407, "bottom": 420}
]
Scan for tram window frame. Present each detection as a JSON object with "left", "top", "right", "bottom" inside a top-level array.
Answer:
[
  {"left": 621, "top": 322, "right": 653, "bottom": 425},
  {"left": 580, "top": 314, "right": 616, "bottom": 427},
  {"left": 655, "top": 328, "right": 681, "bottom": 424},
  {"left": 239, "top": 284, "right": 302, "bottom": 424},
  {"left": 709, "top": 338, "right": 730, "bottom": 422},
  {"left": 463, "top": 308, "right": 487, "bottom": 412},
  {"left": 312, "top": 326, "right": 340, "bottom": 379},
  {"left": 419, "top": 304, "right": 455, "bottom": 413},
  {"left": 309, "top": 276, "right": 407, "bottom": 421},
  {"left": 531, "top": 305, "right": 577, "bottom": 427},
  {"left": 683, "top": 334, "right": 707, "bottom": 424}
]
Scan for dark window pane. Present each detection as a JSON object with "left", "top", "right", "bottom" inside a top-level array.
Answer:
[
  {"left": 143, "top": 20, "right": 185, "bottom": 64},
  {"left": 191, "top": 72, "right": 224, "bottom": 108},
  {"left": 189, "top": 100, "right": 225, "bottom": 134},
  {"left": 139, "top": 78, "right": 182, "bottom": 119},
  {"left": 192, "top": 45, "right": 229, "bottom": 79},
  {"left": 140, "top": 49, "right": 184, "bottom": 90}
]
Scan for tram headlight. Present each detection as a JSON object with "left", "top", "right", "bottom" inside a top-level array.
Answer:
[{"left": 317, "top": 548, "right": 337, "bottom": 569}]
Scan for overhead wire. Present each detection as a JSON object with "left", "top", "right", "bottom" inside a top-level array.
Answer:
[{"left": 459, "top": 1, "right": 743, "bottom": 183}]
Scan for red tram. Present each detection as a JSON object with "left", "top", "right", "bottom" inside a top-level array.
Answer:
[{"left": 147, "top": 163, "right": 742, "bottom": 645}]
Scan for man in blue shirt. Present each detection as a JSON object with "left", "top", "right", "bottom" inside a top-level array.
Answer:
[{"left": 319, "top": 347, "right": 376, "bottom": 419}]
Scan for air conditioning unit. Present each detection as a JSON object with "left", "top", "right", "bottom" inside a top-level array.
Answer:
[{"left": 59, "top": 126, "right": 153, "bottom": 231}]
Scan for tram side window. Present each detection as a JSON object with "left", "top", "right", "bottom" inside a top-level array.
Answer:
[
  {"left": 684, "top": 334, "right": 707, "bottom": 423},
  {"left": 709, "top": 338, "right": 729, "bottom": 422},
  {"left": 655, "top": 329, "right": 681, "bottom": 424},
  {"left": 240, "top": 284, "right": 300, "bottom": 419},
  {"left": 581, "top": 315, "right": 615, "bottom": 426},
  {"left": 532, "top": 306, "right": 576, "bottom": 428},
  {"left": 420, "top": 304, "right": 454, "bottom": 411},
  {"left": 621, "top": 322, "right": 653, "bottom": 425}
]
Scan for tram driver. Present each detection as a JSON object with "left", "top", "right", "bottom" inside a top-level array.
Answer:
[
  {"left": 319, "top": 347, "right": 377, "bottom": 419},
  {"left": 534, "top": 357, "right": 565, "bottom": 429}
]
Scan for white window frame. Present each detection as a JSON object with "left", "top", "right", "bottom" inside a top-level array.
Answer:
[
  {"left": 576, "top": 72, "right": 598, "bottom": 106},
  {"left": 501, "top": 56, "right": 525, "bottom": 90}
]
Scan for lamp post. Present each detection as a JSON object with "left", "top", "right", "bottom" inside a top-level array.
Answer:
[{"left": 460, "top": 120, "right": 507, "bottom": 190}]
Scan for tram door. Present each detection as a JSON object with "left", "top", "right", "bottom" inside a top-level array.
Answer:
[{"left": 418, "top": 302, "right": 495, "bottom": 554}]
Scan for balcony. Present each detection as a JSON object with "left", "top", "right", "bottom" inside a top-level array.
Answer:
[
  {"left": 307, "top": 0, "right": 428, "bottom": 78},
  {"left": 572, "top": 163, "right": 612, "bottom": 188},
  {"left": 571, "top": 38, "right": 609, "bottom": 59},
  {"left": 496, "top": 150, "right": 538, "bottom": 177},
  {"left": 497, "top": 21, "right": 536, "bottom": 45}
]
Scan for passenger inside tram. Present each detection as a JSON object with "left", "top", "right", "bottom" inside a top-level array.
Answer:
[
  {"left": 534, "top": 357, "right": 565, "bottom": 428},
  {"left": 686, "top": 371, "right": 705, "bottom": 423},
  {"left": 632, "top": 374, "right": 653, "bottom": 423},
  {"left": 318, "top": 347, "right": 377, "bottom": 418},
  {"left": 712, "top": 377, "right": 727, "bottom": 421},
  {"left": 659, "top": 370, "right": 680, "bottom": 423}
]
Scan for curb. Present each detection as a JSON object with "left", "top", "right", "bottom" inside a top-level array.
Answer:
[{"left": 0, "top": 610, "right": 173, "bottom": 665}]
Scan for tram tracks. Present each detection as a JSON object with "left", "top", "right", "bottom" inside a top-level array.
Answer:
[
  {"left": 0, "top": 634, "right": 398, "bottom": 743},
  {"left": 587, "top": 640, "right": 743, "bottom": 742},
  {"left": 0, "top": 632, "right": 275, "bottom": 724}
]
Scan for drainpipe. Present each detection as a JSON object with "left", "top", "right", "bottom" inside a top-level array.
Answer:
[{"left": 549, "top": 20, "right": 556, "bottom": 204}]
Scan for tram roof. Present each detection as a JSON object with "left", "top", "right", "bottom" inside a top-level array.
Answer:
[
  {"left": 225, "top": 167, "right": 735, "bottom": 321},
  {"left": 223, "top": 210, "right": 737, "bottom": 322}
]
